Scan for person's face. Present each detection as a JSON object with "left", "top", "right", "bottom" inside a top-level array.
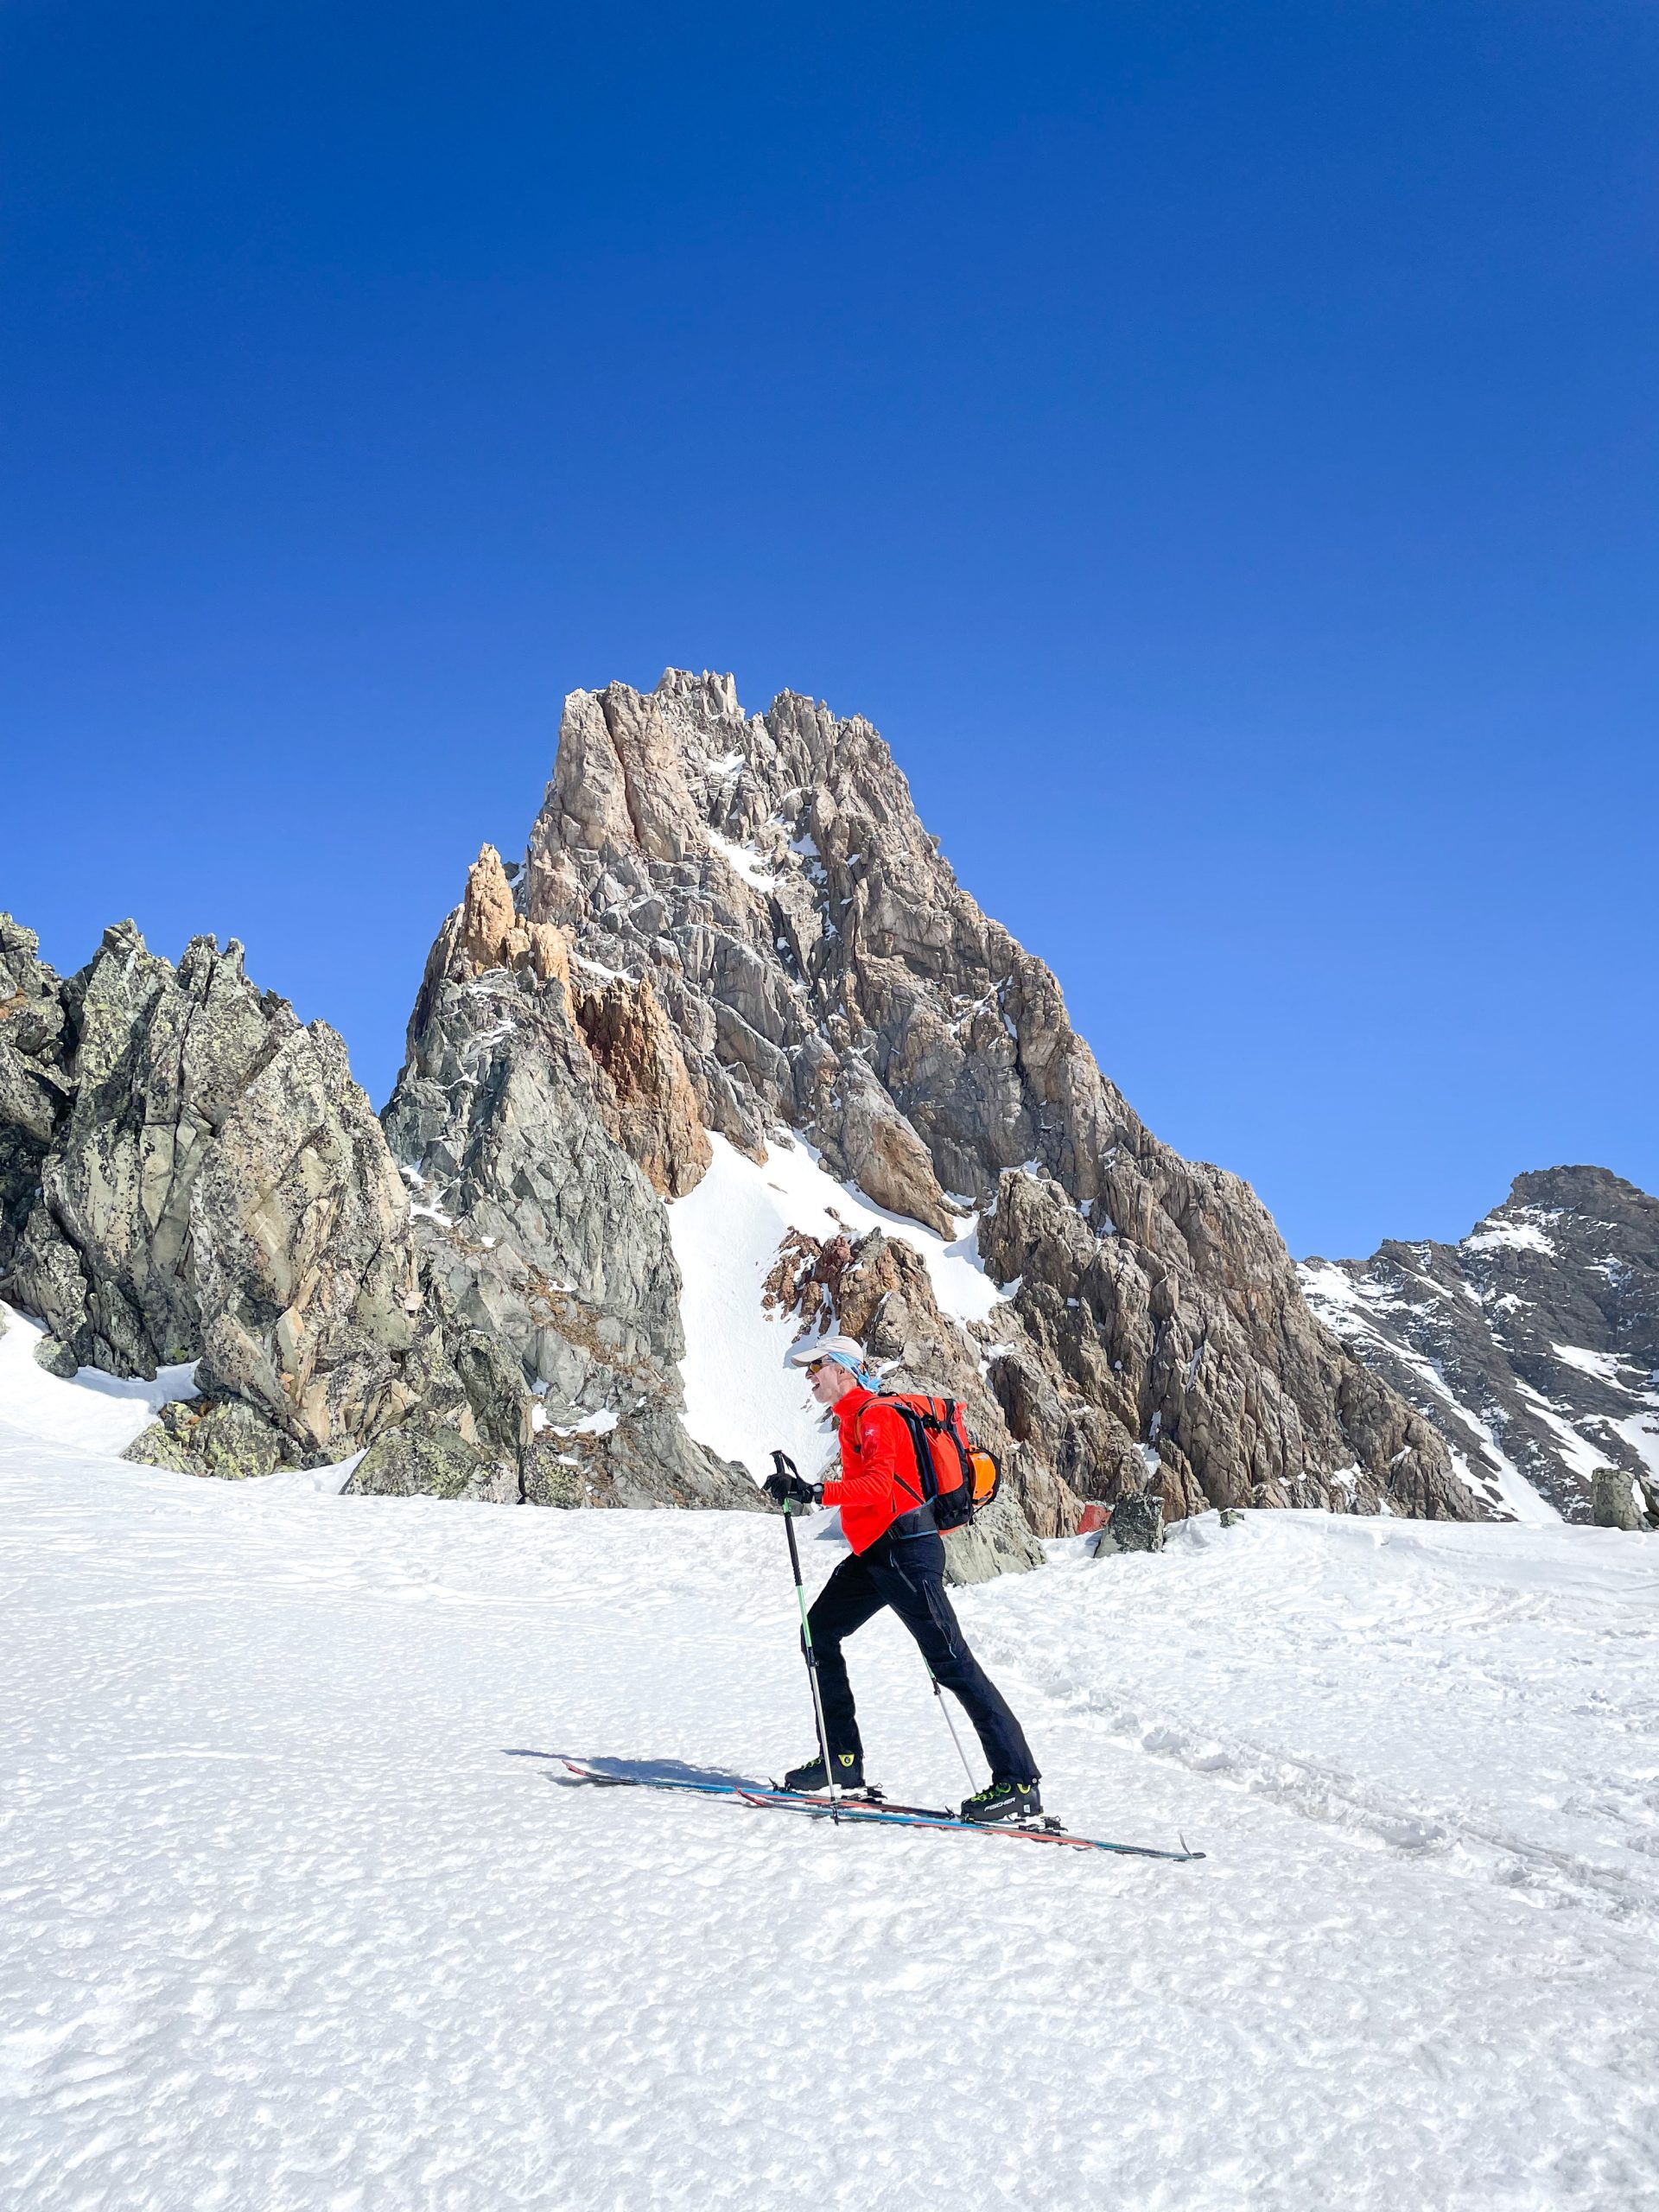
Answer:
[{"left": 806, "top": 1358, "right": 858, "bottom": 1408}]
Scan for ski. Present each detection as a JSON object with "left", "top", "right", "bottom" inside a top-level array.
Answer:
[
  {"left": 556, "top": 1756, "right": 939, "bottom": 1819},
  {"left": 552, "top": 1759, "right": 1203, "bottom": 1859},
  {"left": 761, "top": 1778, "right": 967, "bottom": 1818},
  {"left": 740, "top": 1789, "right": 1206, "bottom": 1861}
]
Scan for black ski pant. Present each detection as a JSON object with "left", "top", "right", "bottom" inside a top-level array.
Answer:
[{"left": 806, "top": 1529, "right": 1039, "bottom": 1783}]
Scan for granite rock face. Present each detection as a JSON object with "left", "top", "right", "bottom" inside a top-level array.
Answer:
[
  {"left": 444, "top": 668, "right": 1482, "bottom": 1539},
  {"left": 381, "top": 846, "right": 760, "bottom": 1513},
  {"left": 1300, "top": 1166, "right": 1659, "bottom": 1521},
  {"left": 0, "top": 916, "right": 461, "bottom": 1475},
  {"left": 0, "top": 918, "right": 72, "bottom": 1280},
  {"left": 123, "top": 1397, "right": 289, "bottom": 1481},
  {"left": 352, "top": 1417, "right": 509, "bottom": 1503},
  {"left": 9, "top": 919, "right": 428, "bottom": 1459}
]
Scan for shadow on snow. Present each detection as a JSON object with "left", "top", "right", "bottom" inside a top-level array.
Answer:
[{"left": 503, "top": 1749, "right": 770, "bottom": 1792}]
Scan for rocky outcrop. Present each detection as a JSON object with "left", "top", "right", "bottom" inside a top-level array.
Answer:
[
  {"left": 0, "top": 914, "right": 525, "bottom": 1491},
  {"left": 1301, "top": 1166, "right": 1659, "bottom": 1521},
  {"left": 381, "top": 848, "right": 760, "bottom": 1513},
  {"left": 3, "top": 919, "right": 424, "bottom": 1461},
  {"left": 1590, "top": 1465, "right": 1657, "bottom": 1532},
  {"left": 571, "top": 974, "right": 712, "bottom": 1200},
  {"left": 124, "top": 1396, "right": 289, "bottom": 1480},
  {"left": 1096, "top": 1494, "right": 1165, "bottom": 1555},
  {"left": 352, "top": 1417, "right": 512, "bottom": 1503},
  {"left": 0, "top": 918, "right": 72, "bottom": 1280},
  {"left": 494, "top": 670, "right": 1478, "bottom": 1535}
]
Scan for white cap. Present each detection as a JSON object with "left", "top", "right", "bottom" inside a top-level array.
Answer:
[{"left": 785, "top": 1334, "right": 868, "bottom": 1372}]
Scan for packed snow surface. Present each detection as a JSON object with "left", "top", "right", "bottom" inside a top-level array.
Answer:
[
  {"left": 669, "top": 1133, "right": 1007, "bottom": 1482},
  {"left": 4, "top": 1351, "right": 1659, "bottom": 2208}
]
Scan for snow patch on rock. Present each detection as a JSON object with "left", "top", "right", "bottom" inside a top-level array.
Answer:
[
  {"left": 0, "top": 1300, "right": 199, "bottom": 1457},
  {"left": 1550, "top": 1343, "right": 1638, "bottom": 1389},
  {"left": 1464, "top": 1219, "right": 1556, "bottom": 1256},
  {"left": 668, "top": 1133, "right": 1009, "bottom": 1484},
  {"left": 705, "top": 828, "right": 779, "bottom": 890}
]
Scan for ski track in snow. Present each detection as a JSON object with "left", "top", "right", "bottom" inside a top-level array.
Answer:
[{"left": 3, "top": 1371, "right": 1659, "bottom": 2206}]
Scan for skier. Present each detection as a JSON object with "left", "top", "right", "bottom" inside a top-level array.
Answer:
[{"left": 763, "top": 1334, "right": 1043, "bottom": 1825}]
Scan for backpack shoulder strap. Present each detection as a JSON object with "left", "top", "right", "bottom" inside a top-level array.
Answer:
[{"left": 856, "top": 1393, "right": 937, "bottom": 1507}]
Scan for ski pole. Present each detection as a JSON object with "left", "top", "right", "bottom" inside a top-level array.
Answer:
[
  {"left": 902, "top": 1567, "right": 979, "bottom": 1790},
  {"left": 772, "top": 1451, "right": 841, "bottom": 1826},
  {"left": 925, "top": 1663, "right": 979, "bottom": 1791}
]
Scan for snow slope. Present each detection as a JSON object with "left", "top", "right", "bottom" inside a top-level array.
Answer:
[
  {"left": 0, "top": 1301, "right": 198, "bottom": 1454},
  {"left": 668, "top": 1133, "right": 1009, "bottom": 1483},
  {"left": 3, "top": 1371, "right": 1659, "bottom": 2207}
]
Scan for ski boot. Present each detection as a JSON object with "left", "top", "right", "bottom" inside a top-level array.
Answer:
[
  {"left": 779, "top": 1750, "right": 868, "bottom": 1799},
  {"left": 960, "top": 1777, "right": 1042, "bottom": 1825}
]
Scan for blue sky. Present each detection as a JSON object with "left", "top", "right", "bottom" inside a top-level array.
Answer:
[{"left": 3, "top": 1, "right": 1653, "bottom": 1259}]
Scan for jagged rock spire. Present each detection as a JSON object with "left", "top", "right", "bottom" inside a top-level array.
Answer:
[{"left": 393, "top": 671, "right": 1482, "bottom": 1538}]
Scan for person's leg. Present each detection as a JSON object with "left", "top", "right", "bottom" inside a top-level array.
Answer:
[
  {"left": 871, "top": 1535, "right": 1040, "bottom": 1782},
  {"left": 803, "top": 1549, "right": 886, "bottom": 1762}
]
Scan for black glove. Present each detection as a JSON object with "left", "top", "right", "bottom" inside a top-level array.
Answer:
[{"left": 765, "top": 1465, "right": 821, "bottom": 1509}]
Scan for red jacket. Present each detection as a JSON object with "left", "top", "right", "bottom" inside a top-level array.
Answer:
[{"left": 821, "top": 1386, "right": 925, "bottom": 1554}]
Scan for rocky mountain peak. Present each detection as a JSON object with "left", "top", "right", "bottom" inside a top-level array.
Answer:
[
  {"left": 518, "top": 667, "right": 1150, "bottom": 1233},
  {"left": 387, "top": 671, "right": 1481, "bottom": 1552},
  {"left": 1300, "top": 1163, "right": 1659, "bottom": 1520},
  {"left": 1, "top": 670, "right": 1500, "bottom": 1560}
]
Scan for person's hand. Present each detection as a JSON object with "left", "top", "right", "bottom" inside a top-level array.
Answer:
[{"left": 764, "top": 1468, "right": 821, "bottom": 1508}]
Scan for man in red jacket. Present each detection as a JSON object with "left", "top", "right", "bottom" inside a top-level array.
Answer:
[{"left": 762, "top": 1334, "right": 1041, "bottom": 1825}]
